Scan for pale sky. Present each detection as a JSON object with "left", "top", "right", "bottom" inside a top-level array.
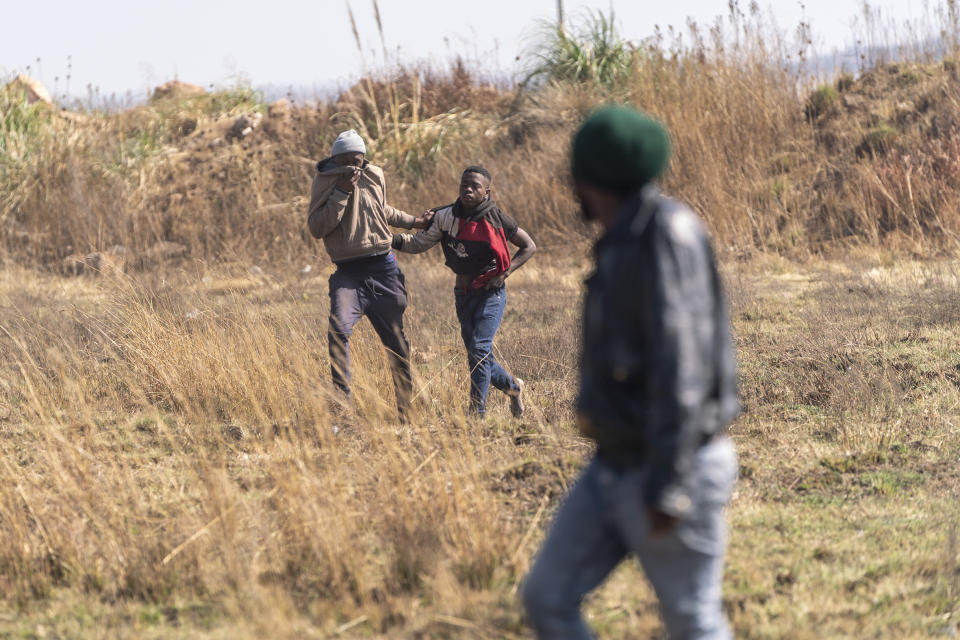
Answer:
[{"left": 0, "top": 0, "right": 932, "bottom": 103}]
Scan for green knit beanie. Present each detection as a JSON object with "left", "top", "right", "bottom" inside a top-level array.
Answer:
[{"left": 571, "top": 105, "right": 671, "bottom": 191}]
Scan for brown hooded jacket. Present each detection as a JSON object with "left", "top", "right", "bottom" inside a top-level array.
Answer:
[{"left": 307, "top": 158, "right": 416, "bottom": 263}]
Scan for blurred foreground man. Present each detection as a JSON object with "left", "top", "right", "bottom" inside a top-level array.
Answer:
[
  {"left": 392, "top": 166, "right": 536, "bottom": 417},
  {"left": 522, "top": 106, "right": 740, "bottom": 639},
  {"left": 307, "top": 130, "right": 432, "bottom": 421}
]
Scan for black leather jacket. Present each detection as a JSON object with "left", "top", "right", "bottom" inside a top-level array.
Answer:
[{"left": 577, "top": 187, "right": 739, "bottom": 518}]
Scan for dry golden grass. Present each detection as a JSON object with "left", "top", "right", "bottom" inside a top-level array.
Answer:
[
  {"left": 2, "top": 4, "right": 960, "bottom": 637},
  {"left": 0, "top": 249, "right": 957, "bottom": 638},
  {"left": 0, "top": 253, "right": 584, "bottom": 639}
]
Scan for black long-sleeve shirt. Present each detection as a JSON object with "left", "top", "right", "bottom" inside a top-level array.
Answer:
[{"left": 577, "top": 187, "right": 739, "bottom": 518}]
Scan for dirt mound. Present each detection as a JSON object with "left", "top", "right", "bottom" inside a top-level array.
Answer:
[
  {"left": 5, "top": 73, "right": 53, "bottom": 105},
  {"left": 786, "top": 60, "right": 960, "bottom": 250},
  {"left": 335, "top": 60, "right": 512, "bottom": 122},
  {"left": 10, "top": 52, "right": 960, "bottom": 268},
  {"left": 807, "top": 62, "right": 956, "bottom": 157},
  {"left": 151, "top": 81, "right": 207, "bottom": 103},
  {"left": 130, "top": 101, "right": 327, "bottom": 265}
]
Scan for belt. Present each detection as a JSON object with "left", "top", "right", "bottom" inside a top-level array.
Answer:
[
  {"left": 598, "top": 429, "right": 726, "bottom": 469},
  {"left": 334, "top": 251, "right": 392, "bottom": 270},
  {"left": 700, "top": 429, "right": 726, "bottom": 447}
]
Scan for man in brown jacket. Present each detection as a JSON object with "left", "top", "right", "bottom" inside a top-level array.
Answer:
[{"left": 307, "top": 129, "right": 431, "bottom": 421}]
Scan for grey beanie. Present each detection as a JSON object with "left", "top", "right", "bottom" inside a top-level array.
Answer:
[{"left": 330, "top": 129, "right": 366, "bottom": 157}]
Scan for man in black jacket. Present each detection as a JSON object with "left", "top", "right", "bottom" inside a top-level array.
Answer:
[{"left": 522, "top": 106, "right": 740, "bottom": 639}]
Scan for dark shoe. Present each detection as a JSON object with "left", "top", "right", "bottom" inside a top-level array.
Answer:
[{"left": 506, "top": 378, "right": 525, "bottom": 418}]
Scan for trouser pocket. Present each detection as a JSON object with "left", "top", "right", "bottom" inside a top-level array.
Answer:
[{"left": 677, "top": 438, "right": 738, "bottom": 555}]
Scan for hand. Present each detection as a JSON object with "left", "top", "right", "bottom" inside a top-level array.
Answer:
[
  {"left": 576, "top": 413, "right": 597, "bottom": 438},
  {"left": 647, "top": 508, "right": 679, "bottom": 536},
  {"left": 335, "top": 168, "right": 361, "bottom": 192},
  {"left": 484, "top": 273, "right": 507, "bottom": 289},
  {"left": 413, "top": 210, "right": 435, "bottom": 229}
]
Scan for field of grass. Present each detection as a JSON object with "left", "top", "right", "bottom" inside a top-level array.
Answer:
[
  {"left": 3, "top": 2, "right": 960, "bottom": 638},
  {"left": 0, "top": 249, "right": 956, "bottom": 638}
]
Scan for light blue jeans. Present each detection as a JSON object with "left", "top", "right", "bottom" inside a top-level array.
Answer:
[{"left": 523, "top": 437, "right": 738, "bottom": 639}]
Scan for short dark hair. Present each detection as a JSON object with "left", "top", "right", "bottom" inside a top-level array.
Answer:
[{"left": 462, "top": 165, "right": 492, "bottom": 183}]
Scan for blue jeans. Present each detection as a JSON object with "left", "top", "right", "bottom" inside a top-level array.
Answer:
[
  {"left": 454, "top": 286, "right": 520, "bottom": 415},
  {"left": 523, "top": 437, "right": 738, "bottom": 639},
  {"left": 328, "top": 253, "right": 412, "bottom": 417}
]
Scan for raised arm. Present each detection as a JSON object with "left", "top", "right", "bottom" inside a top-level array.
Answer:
[{"left": 307, "top": 175, "right": 350, "bottom": 239}]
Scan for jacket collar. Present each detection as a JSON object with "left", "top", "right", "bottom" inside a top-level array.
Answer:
[
  {"left": 452, "top": 196, "right": 498, "bottom": 221},
  {"left": 594, "top": 184, "right": 661, "bottom": 253}
]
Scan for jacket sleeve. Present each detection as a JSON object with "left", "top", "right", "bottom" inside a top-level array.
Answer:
[
  {"left": 384, "top": 204, "right": 417, "bottom": 230},
  {"left": 307, "top": 175, "right": 350, "bottom": 239},
  {"left": 638, "top": 223, "right": 720, "bottom": 518},
  {"left": 391, "top": 216, "right": 444, "bottom": 253}
]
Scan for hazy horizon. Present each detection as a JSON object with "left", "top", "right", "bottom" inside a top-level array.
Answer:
[{"left": 1, "top": 0, "right": 940, "bottom": 106}]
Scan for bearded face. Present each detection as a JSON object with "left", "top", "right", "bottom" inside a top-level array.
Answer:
[{"left": 573, "top": 182, "right": 596, "bottom": 222}]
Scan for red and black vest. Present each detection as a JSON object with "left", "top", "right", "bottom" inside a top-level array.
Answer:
[{"left": 438, "top": 198, "right": 518, "bottom": 289}]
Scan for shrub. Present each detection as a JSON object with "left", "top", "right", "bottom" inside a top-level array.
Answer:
[
  {"left": 859, "top": 123, "right": 898, "bottom": 156},
  {"left": 522, "top": 9, "right": 636, "bottom": 88},
  {"left": 806, "top": 84, "right": 838, "bottom": 120}
]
